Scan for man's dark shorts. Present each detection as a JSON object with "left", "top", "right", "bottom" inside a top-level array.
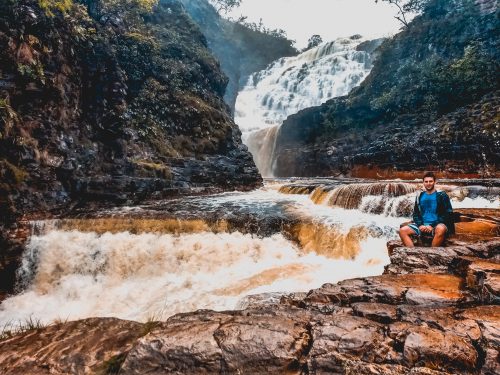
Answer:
[{"left": 407, "top": 223, "right": 448, "bottom": 238}]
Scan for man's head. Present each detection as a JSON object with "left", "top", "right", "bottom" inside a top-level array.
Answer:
[{"left": 422, "top": 171, "right": 436, "bottom": 192}]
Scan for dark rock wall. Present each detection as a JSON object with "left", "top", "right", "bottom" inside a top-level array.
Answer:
[
  {"left": 179, "top": 0, "right": 298, "bottom": 112},
  {"left": 273, "top": 0, "right": 499, "bottom": 177},
  {"left": 0, "top": 0, "right": 261, "bottom": 295}
]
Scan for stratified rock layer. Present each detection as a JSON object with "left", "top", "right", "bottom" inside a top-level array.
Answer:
[{"left": 1, "top": 238, "right": 498, "bottom": 374}]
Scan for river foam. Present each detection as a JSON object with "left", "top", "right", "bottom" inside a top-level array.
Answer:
[{"left": 0, "top": 230, "right": 388, "bottom": 327}]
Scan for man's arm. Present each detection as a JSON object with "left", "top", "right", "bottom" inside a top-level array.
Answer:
[
  {"left": 438, "top": 191, "right": 454, "bottom": 225},
  {"left": 412, "top": 193, "right": 424, "bottom": 227}
]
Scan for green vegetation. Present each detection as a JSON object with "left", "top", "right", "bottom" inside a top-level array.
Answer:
[
  {"left": 369, "top": 42, "right": 497, "bottom": 117},
  {"left": 0, "top": 316, "right": 46, "bottom": 340},
  {"left": 318, "top": 0, "right": 499, "bottom": 134},
  {"left": 209, "top": 0, "right": 241, "bottom": 14},
  {"left": 304, "top": 34, "right": 323, "bottom": 51},
  {"left": 375, "top": 0, "right": 429, "bottom": 27},
  {"left": 133, "top": 159, "right": 173, "bottom": 179},
  {"left": 38, "top": 0, "right": 74, "bottom": 16},
  {"left": 0, "top": 159, "right": 27, "bottom": 185},
  {"left": 0, "top": 98, "right": 18, "bottom": 139},
  {"left": 0, "top": 0, "right": 241, "bottom": 190}
]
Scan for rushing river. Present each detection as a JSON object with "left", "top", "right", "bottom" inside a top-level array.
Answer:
[{"left": 1, "top": 179, "right": 498, "bottom": 328}]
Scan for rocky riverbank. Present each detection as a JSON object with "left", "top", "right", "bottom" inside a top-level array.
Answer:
[
  {"left": 0, "top": 0, "right": 262, "bottom": 297},
  {"left": 1, "top": 219, "right": 498, "bottom": 374}
]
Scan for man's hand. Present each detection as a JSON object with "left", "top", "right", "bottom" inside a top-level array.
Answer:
[{"left": 419, "top": 225, "right": 433, "bottom": 233}]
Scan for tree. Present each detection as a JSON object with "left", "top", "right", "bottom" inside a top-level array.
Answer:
[
  {"left": 375, "top": 0, "right": 429, "bottom": 27},
  {"left": 305, "top": 34, "right": 323, "bottom": 50},
  {"left": 209, "top": 0, "right": 242, "bottom": 15}
]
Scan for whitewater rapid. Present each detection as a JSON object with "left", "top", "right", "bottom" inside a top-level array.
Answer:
[{"left": 0, "top": 180, "right": 498, "bottom": 328}]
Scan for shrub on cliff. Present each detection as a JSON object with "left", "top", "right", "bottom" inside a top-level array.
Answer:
[{"left": 320, "top": 0, "right": 499, "bottom": 133}]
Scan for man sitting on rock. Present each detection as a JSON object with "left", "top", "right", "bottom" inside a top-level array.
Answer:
[{"left": 399, "top": 172, "right": 455, "bottom": 247}]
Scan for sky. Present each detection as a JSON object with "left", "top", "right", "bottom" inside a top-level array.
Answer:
[{"left": 227, "top": 0, "right": 405, "bottom": 48}]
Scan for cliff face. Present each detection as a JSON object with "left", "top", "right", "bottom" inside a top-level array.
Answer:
[
  {"left": 179, "top": 0, "right": 298, "bottom": 112},
  {"left": 272, "top": 0, "right": 499, "bottom": 178},
  {"left": 0, "top": 0, "right": 261, "bottom": 294}
]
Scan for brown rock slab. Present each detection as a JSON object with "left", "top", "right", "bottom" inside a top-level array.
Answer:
[
  {"left": 397, "top": 306, "right": 482, "bottom": 342},
  {"left": 385, "top": 246, "right": 469, "bottom": 275},
  {"left": 458, "top": 306, "right": 500, "bottom": 347},
  {"left": 352, "top": 302, "right": 398, "bottom": 323},
  {"left": 0, "top": 318, "right": 144, "bottom": 375},
  {"left": 403, "top": 326, "right": 478, "bottom": 372},
  {"left": 464, "top": 239, "right": 500, "bottom": 259},
  {"left": 121, "top": 310, "right": 311, "bottom": 374},
  {"left": 481, "top": 348, "right": 500, "bottom": 375},
  {"left": 465, "top": 258, "right": 500, "bottom": 303},
  {"left": 304, "top": 274, "right": 466, "bottom": 307},
  {"left": 309, "top": 315, "right": 395, "bottom": 363},
  {"left": 456, "top": 221, "right": 499, "bottom": 238}
]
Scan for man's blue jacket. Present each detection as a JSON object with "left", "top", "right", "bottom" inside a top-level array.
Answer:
[{"left": 412, "top": 191, "right": 455, "bottom": 234}]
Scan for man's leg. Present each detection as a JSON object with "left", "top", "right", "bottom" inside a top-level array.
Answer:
[
  {"left": 399, "top": 225, "right": 417, "bottom": 247},
  {"left": 431, "top": 224, "right": 448, "bottom": 247}
]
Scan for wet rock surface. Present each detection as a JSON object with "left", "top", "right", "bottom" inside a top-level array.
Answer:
[
  {"left": 0, "top": 318, "right": 144, "bottom": 375},
  {"left": 1, "top": 238, "right": 498, "bottom": 374}
]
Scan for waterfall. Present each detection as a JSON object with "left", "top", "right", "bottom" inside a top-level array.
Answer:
[
  {"left": 326, "top": 183, "right": 420, "bottom": 210},
  {"left": 236, "top": 36, "right": 378, "bottom": 176}
]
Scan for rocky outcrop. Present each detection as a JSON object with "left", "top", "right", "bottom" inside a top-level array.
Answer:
[
  {"left": 1, "top": 237, "right": 498, "bottom": 374},
  {"left": 271, "top": 0, "right": 499, "bottom": 178},
  {"left": 273, "top": 92, "right": 500, "bottom": 178},
  {"left": 0, "top": 0, "right": 261, "bottom": 296},
  {"left": 179, "top": 0, "right": 298, "bottom": 112}
]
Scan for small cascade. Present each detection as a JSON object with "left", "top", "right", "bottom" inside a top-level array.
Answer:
[
  {"left": 243, "top": 126, "right": 280, "bottom": 177},
  {"left": 29, "top": 219, "right": 62, "bottom": 236},
  {"left": 279, "top": 185, "right": 316, "bottom": 195},
  {"left": 326, "top": 183, "right": 419, "bottom": 210},
  {"left": 1, "top": 226, "right": 389, "bottom": 326},
  {"left": 359, "top": 194, "right": 415, "bottom": 217},
  {"left": 236, "top": 36, "right": 378, "bottom": 176},
  {"left": 286, "top": 222, "right": 369, "bottom": 260},
  {"left": 45, "top": 218, "right": 230, "bottom": 235},
  {"left": 310, "top": 186, "right": 336, "bottom": 204}
]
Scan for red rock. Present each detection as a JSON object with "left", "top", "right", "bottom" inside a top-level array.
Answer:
[
  {"left": 121, "top": 310, "right": 311, "bottom": 374},
  {"left": 352, "top": 302, "right": 398, "bottom": 323},
  {"left": 403, "top": 326, "right": 478, "bottom": 372}
]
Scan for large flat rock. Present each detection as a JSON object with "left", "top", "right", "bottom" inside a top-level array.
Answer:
[{"left": 0, "top": 318, "right": 143, "bottom": 375}]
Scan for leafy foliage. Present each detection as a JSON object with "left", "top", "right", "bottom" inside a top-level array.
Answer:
[
  {"left": 375, "top": 0, "right": 429, "bottom": 26},
  {"left": 304, "top": 34, "right": 323, "bottom": 51},
  {"left": 209, "top": 0, "right": 241, "bottom": 14},
  {"left": 38, "top": 0, "right": 74, "bottom": 16},
  {"left": 319, "top": 0, "right": 499, "bottom": 133}
]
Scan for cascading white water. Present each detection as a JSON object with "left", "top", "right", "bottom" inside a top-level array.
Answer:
[
  {"left": 235, "top": 36, "right": 377, "bottom": 176},
  {"left": 1, "top": 227, "right": 390, "bottom": 328},
  {"left": 1, "top": 181, "right": 497, "bottom": 329},
  {"left": 0, "top": 186, "right": 401, "bottom": 328}
]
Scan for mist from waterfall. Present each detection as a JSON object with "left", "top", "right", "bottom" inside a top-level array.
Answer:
[{"left": 235, "top": 36, "right": 378, "bottom": 176}]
